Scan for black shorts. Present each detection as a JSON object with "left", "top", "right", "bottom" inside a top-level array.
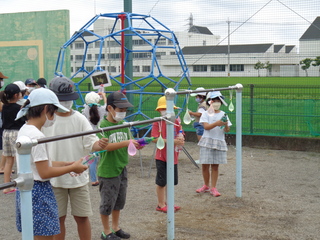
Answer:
[{"left": 155, "top": 160, "right": 178, "bottom": 187}]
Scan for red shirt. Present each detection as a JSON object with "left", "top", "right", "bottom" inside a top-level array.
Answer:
[{"left": 151, "top": 119, "right": 182, "bottom": 164}]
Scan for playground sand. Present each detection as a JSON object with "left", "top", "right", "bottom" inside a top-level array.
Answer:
[{"left": 1, "top": 141, "right": 319, "bottom": 239}]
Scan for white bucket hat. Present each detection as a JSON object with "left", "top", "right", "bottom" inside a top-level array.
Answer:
[
  {"left": 13, "top": 81, "right": 28, "bottom": 91},
  {"left": 16, "top": 88, "right": 69, "bottom": 120},
  {"left": 190, "top": 87, "right": 207, "bottom": 97},
  {"left": 207, "top": 91, "right": 228, "bottom": 106}
]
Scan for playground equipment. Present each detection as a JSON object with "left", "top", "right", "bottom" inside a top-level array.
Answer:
[{"left": 54, "top": 12, "right": 191, "bottom": 130}]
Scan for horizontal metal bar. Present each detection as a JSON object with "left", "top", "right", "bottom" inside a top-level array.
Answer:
[
  {"left": 0, "top": 181, "right": 16, "bottom": 191},
  {"left": 20, "top": 117, "right": 164, "bottom": 146},
  {"left": 175, "top": 85, "right": 242, "bottom": 95}
]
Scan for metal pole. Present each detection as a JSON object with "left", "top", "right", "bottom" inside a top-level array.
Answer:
[
  {"left": 235, "top": 84, "right": 243, "bottom": 197},
  {"left": 227, "top": 18, "right": 231, "bottom": 77},
  {"left": 15, "top": 136, "right": 38, "bottom": 240},
  {"left": 164, "top": 88, "right": 176, "bottom": 240}
]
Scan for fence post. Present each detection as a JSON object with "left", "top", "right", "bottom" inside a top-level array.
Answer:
[{"left": 249, "top": 84, "right": 254, "bottom": 134}]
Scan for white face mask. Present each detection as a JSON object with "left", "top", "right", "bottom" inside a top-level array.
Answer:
[
  {"left": 211, "top": 101, "right": 221, "bottom": 110},
  {"left": 43, "top": 113, "right": 56, "bottom": 128},
  {"left": 195, "top": 97, "right": 202, "bottom": 103},
  {"left": 113, "top": 112, "right": 126, "bottom": 122},
  {"left": 28, "top": 87, "right": 35, "bottom": 93},
  {"left": 160, "top": 110, "right": 167, "bottom": 116},
  {"left": 59, "top": 101, "right": 73, "bottom": 110}
]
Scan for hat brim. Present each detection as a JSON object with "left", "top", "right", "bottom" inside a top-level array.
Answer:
[
  {"left": 190, "top": 93, "right": 206, "bottom": 97},
  {"left": 155, "top": 105, "right": 179, "bottom": 111},
  {"left": 54, "top": 103, "right": 70, "bottom": 113},
  {"left": 56, "top": 92, "right": 79, "bottom": 101},
  {"left": 219, "top": 96, "right": 228, "bottom": 106},
  {"left": 114, "top": 102, "right": 134, "bottom": 108}
]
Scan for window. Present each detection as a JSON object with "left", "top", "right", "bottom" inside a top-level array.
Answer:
[
  {"left": 108, "top": 53, "right": 120, "bottom": 59},
  {"left": 211, "top": 65, "right": 225, "bottom": 72},
  {"left": 156, "top": 38, "right": 166, "bottom": 45},
  {"left": 193, "top": 65, "right": 207, "bottom": 72},
  {"left": 76, "top": 67, "right": 81, "bottom": 71},
  {"left": 230, "top": 64, "right": 244, "bottom": 72},
  {"left": 133, "top": 52, "right": 151, "bottom": 59},
  {"left": 87, "top": 67, "right": 94, "bottom": 72},
  {"left": 71, "top": 67, "right": 73, "bottom": 72},
  {"left": 87, "top": 54, "right": 92, "bottom": 60},
  {"left": 133, "top": 66, "right": 140, "bottom": 72},
  {"left": 75, "top": 55, "right": 83, "bottom": 61},
  {"left": 75, "top": 42, "right": 84, "bottom": 49},
  {"left": 142, "top": 66, "right": 150, "bottom": 72},
  {"left": 107, "top": 41, "right": 120, "bottom": 47},
  {"left": 132, "top": 39, "right": 152, "bottom": 46},
  {"left": 95, "top": 41, "right": 105, "bottom": 48},
  {"left": 156, "top": 52, "right": 166, "bottom": 58},
  {"left": 108, "top": 66, "right": 116, "bottom": 72},
  {"left": 95, "top": 54, "right": 105, "bottom": 60},
  {"left": 70, "top": 55, "right": 73, "bottom": 61},
  {"left": 170, "top": 52, "right": 176, "bottom": 55}
]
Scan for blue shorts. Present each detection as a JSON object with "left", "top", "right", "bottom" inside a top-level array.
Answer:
[
  {"left": 16, "top": 181, "right": 60, "bottom": 236},
  {"left": 193, "top": 122, "right": 204, "bottom": 136}
]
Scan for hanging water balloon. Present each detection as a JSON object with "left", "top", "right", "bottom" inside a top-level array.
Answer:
[
  {"left": 183, "top": 94, "right": 192, "bottom": 125},
  {"left": 156, "top": 132, "right": 165, "bottom": 150},
  {"left": 229, "top": 89, "right": 234, "bottom": 112}
]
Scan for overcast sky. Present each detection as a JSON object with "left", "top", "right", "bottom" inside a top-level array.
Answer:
[{"left": 2, "top": 0, "right": 319, "bottom": 48}]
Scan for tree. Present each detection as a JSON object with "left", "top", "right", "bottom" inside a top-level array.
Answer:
[
  {"left": 312, "top": 56, "right": 320, "bottom": 76},
  {"left": 254, "top": 61, "right": 265, "bottom": 77},
  {"left": 300, "top": 58, "right": 313, "bottom": 77},
  {"left": 264, "top": 61, "right": 272, "bottom": 77}
]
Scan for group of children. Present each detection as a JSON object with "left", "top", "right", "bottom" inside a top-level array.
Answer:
[{"left": 0, "top": 73, "right": 232, "bottom": 240}]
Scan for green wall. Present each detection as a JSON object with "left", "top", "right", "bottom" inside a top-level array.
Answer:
[{"left": 0, "top": 10, "right": 70, "bottom": 85}]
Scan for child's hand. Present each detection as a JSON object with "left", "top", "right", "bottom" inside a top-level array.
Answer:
[
  {"left": 71, "top": 158, "right": 88, "bottom": 174},
  {"left": 128, "top": 139, "right": 140, "bottom": 148},
  {"left": 216, "top": 120, "right": 227, "bottom": 127},
  {"left": 175, "top": 137, "right": 185, "bottom": 147},
  {"left": 99, "top": 138, "right": 109, "bottom": 149},
  {"left": 98, "top": 92, "right": 106, "bottom": 97}
]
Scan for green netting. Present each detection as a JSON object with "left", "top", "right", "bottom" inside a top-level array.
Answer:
[{"left": 78, "top": 83, "right": 320, "bottom": 138}]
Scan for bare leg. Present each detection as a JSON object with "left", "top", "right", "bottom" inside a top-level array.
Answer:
[
  {"left": 111, "top": 210, "right": 120, "bottom": 232},
  {"left": 211, "top": 164, "right": 219, "bottom": 188},
  {"left": 53, "top": 216, "right": 66, "bottom": 240},
  {"left": 74, "top": 216, "right": 91, "bottom": 240},
  {"left": 34, "top": 235, "right": 54, "bottom": 240},
  {"left": 156, "top": 185, "right": 166, "bottom": 208},
  {"left": 101, "top": 214, "right": 112, "bottom": 235},
  {"left": 0, "top": 153, "right": 6, "bottom": 172},
  {"left": 201, "top": 164, "right": 210, "bottom": 187},
  {"left": 3, "top": 156, "right": 15, "bottom": 193}
]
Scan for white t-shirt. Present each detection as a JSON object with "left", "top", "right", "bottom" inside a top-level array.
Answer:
[
  {"left": 17, "top": 124, "right": 52, "bottom": 181},
  {"left": 200, "top": 111, "right": 232, "bottom": 141},
  {"left": 42, "top": 110, "right": 99, "bottom": 188}
]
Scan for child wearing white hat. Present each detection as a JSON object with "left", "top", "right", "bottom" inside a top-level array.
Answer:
[{"left": 15, "top": 88, "right": 89, "bottom": 238}]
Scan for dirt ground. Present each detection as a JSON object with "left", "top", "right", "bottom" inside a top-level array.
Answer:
[{"left": 1, "top": 141, "right": 319, "bottom": 240}]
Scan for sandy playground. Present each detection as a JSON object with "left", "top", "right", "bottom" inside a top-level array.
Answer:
[{"left": 0, "top": 141, "right": 319, "bottom": 240}]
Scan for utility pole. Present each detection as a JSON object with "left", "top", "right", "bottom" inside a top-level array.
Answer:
[
  {"left": 124, "top": 0, "right": 133, "bottom": 116},
  {"left": 227, "top": 18, "right": 231, "bottom": 77}
]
